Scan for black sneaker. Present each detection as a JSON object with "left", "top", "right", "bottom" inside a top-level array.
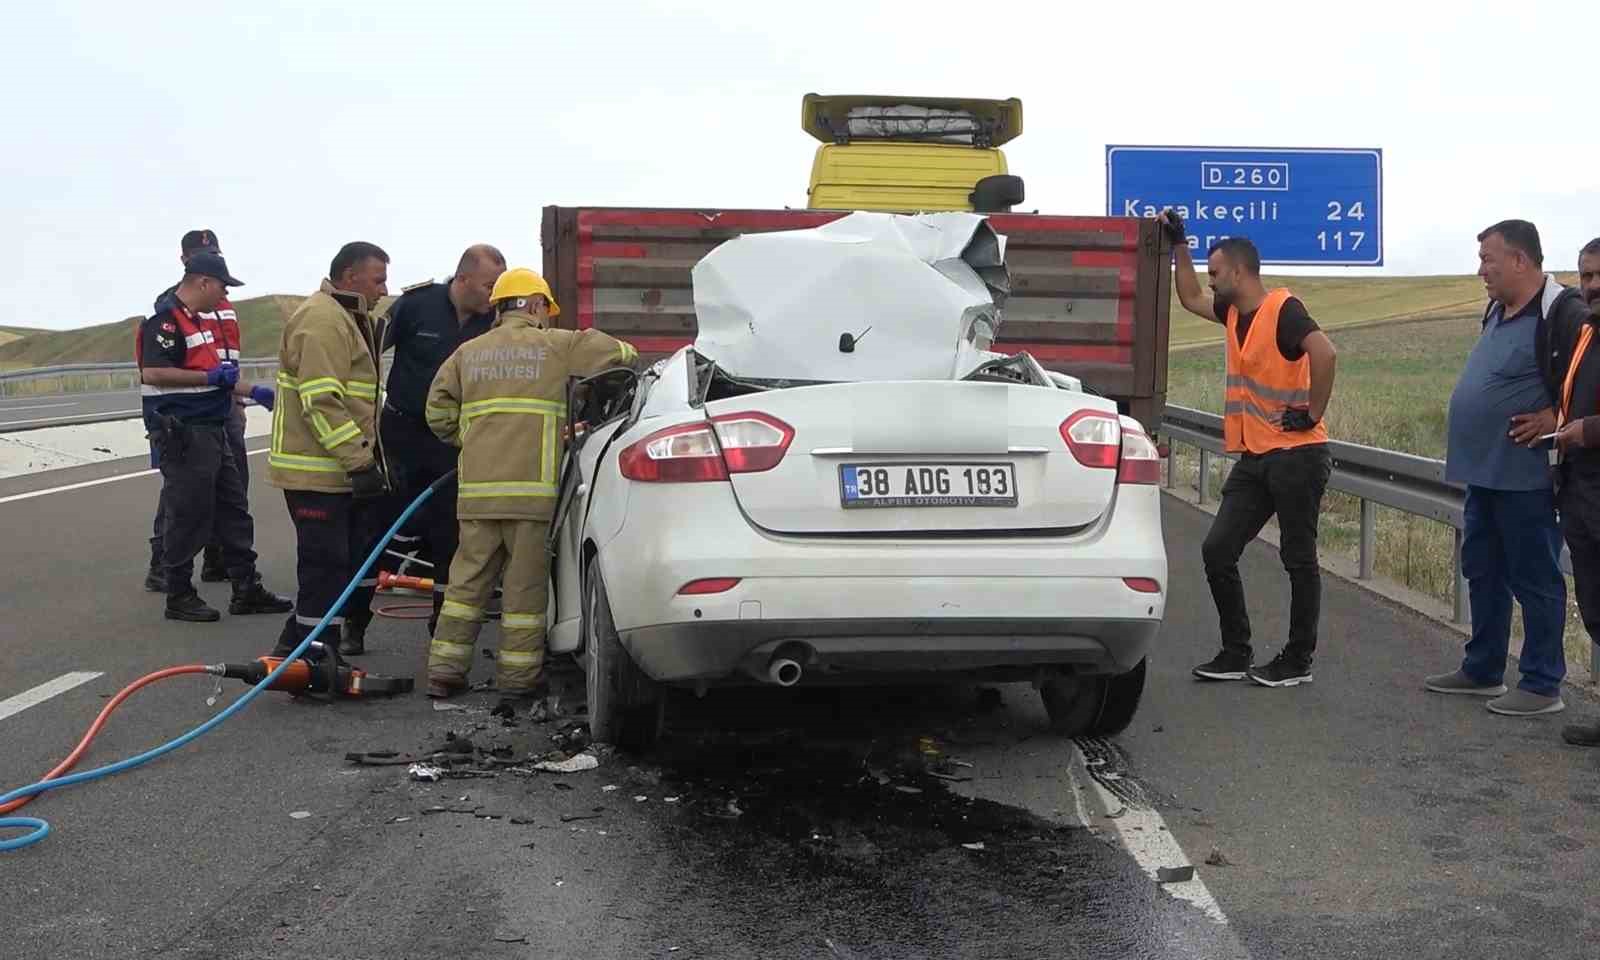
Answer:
[
  {"left": 230, "top": 579, "right": 294, "bottom": 615},
  {"left": 1193, "top": 651, "right": 1251, "bottom": 681},
  {"left": 1249, "top": 652, "right": 1313, "bottom": 688},
  {"left": 144, "top": 567, "right": 165, "bottom": 593},
  {"left": 339, "top": 620, "right": 366, "bottom": 657},
  {"left": 166, "top": 592, "right": 221, "bottom": 623}
]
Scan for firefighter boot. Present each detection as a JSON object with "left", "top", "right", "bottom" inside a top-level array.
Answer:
[{"left": 230, "top": 575, "right": 295, "bottom": 615}]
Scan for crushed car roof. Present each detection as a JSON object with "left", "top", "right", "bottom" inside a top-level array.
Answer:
[{"left": 690, "top": 211, "right": 1010, "bottom": 383}]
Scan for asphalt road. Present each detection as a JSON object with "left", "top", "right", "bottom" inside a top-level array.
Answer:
[
  {"left": 3, "top": 455, "right": 1599, "bottom": 959},
  {"left": 0, "top": 390, "right": 142, "bottom": 430}
]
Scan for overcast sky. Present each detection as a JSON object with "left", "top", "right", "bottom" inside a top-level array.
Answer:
[{"left": 2, "top": 0, "right": 1592, "bottom": 331}]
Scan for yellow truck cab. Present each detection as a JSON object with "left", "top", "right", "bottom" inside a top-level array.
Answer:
[{"left": 801, "top": 94, "right": 1025, "bottom": 213}]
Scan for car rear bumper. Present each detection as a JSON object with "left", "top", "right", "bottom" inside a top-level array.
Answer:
[{"left": 621, "top": 612, "right": 1159, "bottom": 685}]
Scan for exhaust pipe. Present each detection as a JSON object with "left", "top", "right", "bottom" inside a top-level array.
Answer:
[{"left": 767, "top": 656, "right": 803, "bottom": 687}]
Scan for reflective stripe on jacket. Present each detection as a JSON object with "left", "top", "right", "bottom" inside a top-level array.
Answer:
[
  {"left": 1223, "top": 288, "right": 1329, "bottom": 455},
  {"left": 425, "top": 310, "right": 638, "bottom": 520},
  {"left": 268, "top": 280, "right": 384, "bottom": 492}
]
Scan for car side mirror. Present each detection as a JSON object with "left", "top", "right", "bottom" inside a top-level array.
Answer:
[{"left": 970, "top": 175, "right": 1025, "bottom": 213}]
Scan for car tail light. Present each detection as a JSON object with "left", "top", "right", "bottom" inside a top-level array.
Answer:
[
  {"left": 1123, "top": 577, "right": 1162, "bottom": 593},
  {"left": 618, "top": 422, "right": 728, "bottom": 482},
  {"left": 711, "top": 412, "right": 794, "bottom": 474},
  {"left": 1117, "top": 429, "right": 1162, "bottom": 485},
  {"left": 1060, "top": 410, "right": 1121, "bottom": 468},
  {"left": 678, "top": 577, "right": 741, "bottom": 595},
  {"left": 618, "top": 412, "right": 794, "bottom": 483}
]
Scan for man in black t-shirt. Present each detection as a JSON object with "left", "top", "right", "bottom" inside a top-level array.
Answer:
[{"left": 1160, "top": 210, "right": 1339, "bottom": 689}]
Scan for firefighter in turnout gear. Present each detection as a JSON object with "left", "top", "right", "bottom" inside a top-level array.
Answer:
[
  {"left": 267, "top": 242, "right": 391, "bottom": 658},
  {"left": 423, "top": 268, "right": 639, "bottom": 703}
]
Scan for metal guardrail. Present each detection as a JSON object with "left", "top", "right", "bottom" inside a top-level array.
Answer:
[
  {"left": 1160, "top": 404, "right": 1598, "bottom": 684},
  {"left": 0, "top": 358, "right": 280, "bottom": 393},
  {"left": 0, "top": 359, "right": 280, "bottom": 432}
]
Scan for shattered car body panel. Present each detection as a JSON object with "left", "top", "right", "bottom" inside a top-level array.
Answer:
[{"left": 690, "top": 211, "right": 1010, "bottom": 384}]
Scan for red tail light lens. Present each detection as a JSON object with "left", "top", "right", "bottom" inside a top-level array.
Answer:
[
  {"left": 678, "top": 577, "right": 742, "bottom": 595},
  {"left": 618, "top": 422, "right": 729, "bottom": 482},
  {"left": 1060, "top": 410, "right": 1121, "bottom": 468},
  {"left": 618, "top": 412, "right": 794, "bottom": 483},
  {"left": 712, "top": 412, "right": 794, "bottom": 474},
  {"left": 1117, "top": 429, "right": 1162, "bottom": 485},
  {"left": 1123, "top": 577, "right": 1162, "bottom": 594}
]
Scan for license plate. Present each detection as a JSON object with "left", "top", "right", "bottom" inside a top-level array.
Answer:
[{"left": 839, "top": 462, "right": 1018, "bottom": 509}]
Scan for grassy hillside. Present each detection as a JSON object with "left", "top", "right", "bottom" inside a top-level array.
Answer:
[
  {"left": 1168, "top": 272, "right": 1578, "bottom": 350},
  {"left": 0, "top": 296, "right": 302, "bottom": 367},
  {"left": 0, "top": 325, "right": 45, "bottom": 349}
]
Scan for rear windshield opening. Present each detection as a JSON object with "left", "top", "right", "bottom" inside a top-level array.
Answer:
[{"left": 692, "top": 351, "right": 825, "bottom": 405}]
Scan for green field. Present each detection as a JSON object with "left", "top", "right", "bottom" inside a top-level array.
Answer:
[
  {"left": 1165, "top": 314, "right": 1594, "bottom": 674},
  {"left": 1166, "top": 272, "right": 1578, "bottom": 352},
  {"left": 0, "top": 296, "right": 302, "bottom": 368}
]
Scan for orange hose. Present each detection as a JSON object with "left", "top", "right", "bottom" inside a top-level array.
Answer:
[{"left": 0, "top": 664, "right": 209, "bottom": 816}]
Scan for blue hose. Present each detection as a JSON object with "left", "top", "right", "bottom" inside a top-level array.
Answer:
[{"left": 0, "top": 475, "right": 446, "bottom": 853}]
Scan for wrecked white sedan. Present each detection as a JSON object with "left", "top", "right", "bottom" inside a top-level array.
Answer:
[{"left": 544, "top": 212, "right": 1166, "bottom": 746}]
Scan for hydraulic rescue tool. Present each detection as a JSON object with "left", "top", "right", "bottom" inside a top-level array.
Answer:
[{"left": 214, "top": 641, "right": 414, "bottom": 699}]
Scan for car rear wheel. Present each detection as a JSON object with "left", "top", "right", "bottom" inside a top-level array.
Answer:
[
  {"left": 1039, "top": 658, "right": 1146, "bottom": 737},
  {"left": 583, "top": 560, "right": 661, "bottom": 750}
]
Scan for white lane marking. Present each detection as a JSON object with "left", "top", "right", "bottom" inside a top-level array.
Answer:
[
  {"left": 0, "top": 409, "right": 142, "bottom": 427},
  {"left": 0, "top": 447, "right": 267, "bottom": 505},
  {"left": 0, "top": 672, "right": 104, "bottom": 722},
  {"left": 1071, "top": 742, "right": 1229, "bottom": 925},
  {"left": 0, "top": 402, "right": 76, "bottom": 413}
]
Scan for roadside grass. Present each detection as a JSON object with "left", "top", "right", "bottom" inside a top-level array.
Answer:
[
  {"left": 1166, "top": 314, "right": 1594, "bottom": 676},
  {"left": 1166, "top": 271, "right": 1576, "bottom": 351}
]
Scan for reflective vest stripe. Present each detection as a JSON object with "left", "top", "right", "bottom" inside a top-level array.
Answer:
[
  {"left": 297, "top": 376, "right": 345, "bottom": 400},
  {"left": 429, "top": 639, "right": 476, "bottom": 660},
  {"left": 439, "top": 600, "right": 485, "bottom": 623},
  {"left": 496, "top": 649, "right": 541, "bottom": 667},
  {"left": 141, "top": 383, "right": 214, "bottom": 396},
  {"left": 268, "top": 451, "right": 343, "bottom": 472},
  {"left": 346, "top": 380, "right": 377, "bottom": 400},
  {"left": 458, "top": 481, "right": 559, "bottom": 499},
  {"left": 500, "top": 613, "right": 546, "bottom": 630},
  {"left": 460, "top": 398, "right": 567, "bottom": 418},
  {"left": 1223, "top": 374, "right": 1311, "bottom": 406}
]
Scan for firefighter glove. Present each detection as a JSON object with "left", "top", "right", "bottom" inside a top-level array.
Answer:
[
  {"left": 349, "top": 464, "right": 388, "bottom": 499},
  {"left": 1281, "top": 407, "right": 1319, "bottom": 432},
  {"left": 249, "top": 385, "right": 275, "bottom": 411}
]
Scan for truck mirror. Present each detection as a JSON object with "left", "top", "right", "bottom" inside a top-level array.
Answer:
[{"left": 969, "top": 175, "right": 1025, "bottom": 213}]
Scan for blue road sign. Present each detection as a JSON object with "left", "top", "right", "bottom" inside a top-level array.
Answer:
[{"left": 1106, "top": 146, "right": 1383, "bottom": 266}]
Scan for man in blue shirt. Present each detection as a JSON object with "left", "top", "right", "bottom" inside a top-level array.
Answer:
[{"left": 1428, "top": 220, "right": 1588, "bottom": 715}]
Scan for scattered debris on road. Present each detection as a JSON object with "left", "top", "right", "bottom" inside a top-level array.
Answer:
[
  {"left": 1204, "top": 846, "right": 1231, "bottom": 867},
  {"left": 408, "top": 763, "right": 445, "bottom": 782},
  {"left": 1156, "top": 865, "right": 1195, "bottom": 884},
  {"left": 532, "top": 752, "right": 600, "bottom": 774},
  {"left": 288, "top": 811, "right": 312, "bottom": 820},
  {"left": 961, "top": 842, "right": 986, "bottom": 851}
]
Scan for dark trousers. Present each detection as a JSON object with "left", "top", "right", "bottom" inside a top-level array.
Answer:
[
  {"left": 1560, "top": 471, "right": 1600, "bottom": 676},
  {"left": 1460, "top": 485, "right": 1568, "bottom": 696},
  {"left": 1202, "top": 444, "right": 1332, "bottom": 666},
  {"left": 277, "top": 490, "right": 384, "bottom": 648},
  {"left": 150, "top": 402, "right": 247, "bottom": 572},
  {"left": 156, "top": 423, "right": 258, "bottom": 598},
  {"left": 366, "top": 407, "right": 462, "bottom": 622}
]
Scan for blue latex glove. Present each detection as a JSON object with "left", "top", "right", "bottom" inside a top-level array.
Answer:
[
  {"left": 206, "top": 365, "right": 240, "bottom": 389},
  {"left": 249, "top": 384, "right": 275, "bottom": 411}
]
